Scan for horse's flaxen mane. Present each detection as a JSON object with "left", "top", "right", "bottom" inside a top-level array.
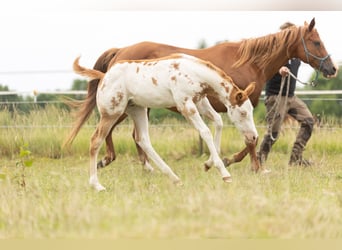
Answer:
[{"left": 233, "top": 25, "right": 302, "bottom": 70}]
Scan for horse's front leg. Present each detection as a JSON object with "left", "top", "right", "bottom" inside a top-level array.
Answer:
[
  {"left": 246, "top": 139, "right": 271, "bottom": 174},
  {"left": 132, "top": 108, "right": 154, "bottom": 172},
  {"left": 246, "top": 140, "right": 260, "bottom": 172},
  {"left": 132, "top": 126, "right": 154, "bottom": 172},
  {"left": 222, "top": 139, "right": 264, "bottom": 173},
  {"left": 196, "top": 98, "right": 223, "bottom": 172},
  {"left": 222, "top": 146, "right": 249, "bottom": 168},
  {"left": 182, "top": 100, "right": 231, "bottom": 182},
  {"left": 97, "top": 113, "right": 128, "bottom": 168}
]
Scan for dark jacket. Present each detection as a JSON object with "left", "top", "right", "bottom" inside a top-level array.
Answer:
[{"left": 265, "top": 58, "right": 301, "bottom": 97}]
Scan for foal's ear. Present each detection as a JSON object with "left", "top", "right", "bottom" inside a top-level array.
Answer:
[
  {"left": 235, "top": 91, "right": 244, "bottom": 102},
  {"left": 308, "top": 18, "right": 315, "bottom": 32},
  {"left": 244, "top": 82, "right": 256, "bottom": 97}
]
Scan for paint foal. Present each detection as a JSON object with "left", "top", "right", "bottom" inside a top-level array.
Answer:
[{"left": 73, "top": 54, "right": 257, "bottom": 191}]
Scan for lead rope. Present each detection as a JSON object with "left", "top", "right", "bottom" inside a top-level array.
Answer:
[
  {"left": 288, "top": 70, "right": 318, "bottom": 87},
  {"left": 267, "top": 66, "right": 320, "bottom": 141},
  {"left": 267, "top": 75, "right": 291, "bottom": 141}
]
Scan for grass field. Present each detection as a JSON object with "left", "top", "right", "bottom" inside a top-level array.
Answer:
[{"left": 1, "top": 107, "right": 342, "bottom": 239}]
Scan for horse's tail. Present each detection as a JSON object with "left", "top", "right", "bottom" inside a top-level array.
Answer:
[
  {"left": 63, "top": 48, "right": 119, "bottom": 147},
  {"left": 73, "top": 56, "right": 105, "bottom": 80}
]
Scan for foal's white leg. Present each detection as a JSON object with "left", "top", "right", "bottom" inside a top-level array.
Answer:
[
  {"left": 126, "top": 106, "right": 181, "bottom": 184},
  {"left": 181, "top": 101, "right": 231, "bottom": 182},
  {"left": 89, "top": 113, "right": 121, "bottom": 191},
  {"left": 196, "top": 98, "right": 223, "bottom": 170}
]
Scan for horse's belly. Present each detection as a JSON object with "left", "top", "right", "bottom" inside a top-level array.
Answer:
[{"left": 129, "top": 89, "right": 176, "bottom": 108}]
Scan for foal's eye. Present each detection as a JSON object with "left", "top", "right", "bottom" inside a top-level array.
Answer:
[{"left": 240, "top": 111, "right": 247, "bottom": 117}]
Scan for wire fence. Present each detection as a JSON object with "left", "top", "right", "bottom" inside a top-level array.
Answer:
[
  {"left": 1, "top": 89, "right": 342, "bottom": 97},
  {"left": 1, "top": 90, "right": 342, "bottom": 130}
]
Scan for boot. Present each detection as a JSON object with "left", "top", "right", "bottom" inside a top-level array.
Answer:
[
  {"left": 289, "top": 119, "right": 314, "bottom": 166},
  {"left": 289, "top": 144, "right": 312, "bottom": 166},
  {"left": 257, "top": 134, "right": 275, "bottom": 166}
]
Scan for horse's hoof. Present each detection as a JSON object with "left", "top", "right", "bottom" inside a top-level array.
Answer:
[
  {"left": 97, "top": 161, "right": 104, "bottom": 169},
  {"left": 222, "top": 176, "right": 232, "bottom": 183},
  {"left": 222, "top": 158, "right": 232, "bottom": 167},
  {"left": 251, "top": 167, "right": 259, "bottom": 173}
]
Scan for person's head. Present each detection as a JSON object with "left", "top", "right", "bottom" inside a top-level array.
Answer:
[{"left": 279, "top": 22, "right": 295, "bottom": 30}]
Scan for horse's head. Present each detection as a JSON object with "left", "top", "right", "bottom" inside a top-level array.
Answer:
[
  {"left": 228, "top": 82, "right": 258, "bottom": 145},
  {"left": 296, "top": 18, "right": 337, "bottom": 78}
]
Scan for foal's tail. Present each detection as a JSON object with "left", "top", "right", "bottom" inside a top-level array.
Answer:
[
  {"left": 73, "top": 56, "right": 105, "bottom": 80},
  {"left": 63, "top": 47, "right": 119, "bottom": 147}
]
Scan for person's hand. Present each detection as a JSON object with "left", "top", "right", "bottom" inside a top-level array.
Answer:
[
  {"left": 279, "top": 66, "right": 290, "bottom": 77},
  {"left": 327, "top": 61, "right": 339, "bottom": 78}
]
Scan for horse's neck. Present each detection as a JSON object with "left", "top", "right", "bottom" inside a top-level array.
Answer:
[
  {"left": 262, "top": 52, "right": 291, "bottom": 82},
  {"left": 251, "top": 30, "right": 302, "bottom": 82}
]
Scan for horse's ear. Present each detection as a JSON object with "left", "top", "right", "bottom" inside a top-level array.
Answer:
[
  {"left": 308, "top": 18, "right": 315, "bottom": 32},
  {"left": 244, "top": 82, "right": 256, "bottom": 97}
]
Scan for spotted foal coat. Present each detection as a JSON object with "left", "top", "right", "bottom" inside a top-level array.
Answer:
[{"left": 73, "top": 53, "right": 257, "bottom": 191}]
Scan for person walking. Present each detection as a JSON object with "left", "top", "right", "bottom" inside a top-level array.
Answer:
[{"left": 257, "top": 22, "right": 315, "bottom": 167}]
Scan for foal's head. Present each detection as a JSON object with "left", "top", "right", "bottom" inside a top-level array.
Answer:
[{"left": 227, "top": 82, "right": 258, "bottom": 144}]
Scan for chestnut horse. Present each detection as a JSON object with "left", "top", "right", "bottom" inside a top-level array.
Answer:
[
  {"left": 72, "top": 54, "right": 257, "bottom": 190},
  {"left": 65, "top": 18, "right": 336, "bottom": 172}
]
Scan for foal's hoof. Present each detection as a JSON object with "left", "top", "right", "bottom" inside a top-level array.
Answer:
[
  {"left": 222, "top": 176, "right": 232, "bottom": 183},
  {"left": 260, "top": 168, "right": 272, "bottom": 175},
  {"left": 204, "top": 163, "right": 211, "bottom": 172},
  {"left": 91, "top": 183, "right": 106, "bottom": 192},
  {"left": 173, "top": 180, "right": 183, "bottom": 187}
]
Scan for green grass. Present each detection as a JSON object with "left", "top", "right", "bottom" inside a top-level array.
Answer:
[{"left": 1, "top": 107, "right": 342, "bottom": 238}]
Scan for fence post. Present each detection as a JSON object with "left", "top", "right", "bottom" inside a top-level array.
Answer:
[
  {"left": 198, "top": 133, "right": 203, "bottom": 155},
  {"left": 33, "top": 90, "right": 38, "bottom": 103}
]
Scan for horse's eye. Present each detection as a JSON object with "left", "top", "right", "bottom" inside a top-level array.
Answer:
[{"left": 313, "top": 41, "right": 321, "bottom": 47}]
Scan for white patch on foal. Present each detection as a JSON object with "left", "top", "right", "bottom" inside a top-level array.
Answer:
[{"left": 73, "top": 54, "right": 257, "bottom": 191}]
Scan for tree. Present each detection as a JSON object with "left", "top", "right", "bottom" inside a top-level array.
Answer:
[
  {"left": 70, "top": 79, "right": 88, "bottom": 100},
  {"left": 71, "top": 79, "right": 88, "bottom": 91},
  {"left": 0, "top": 84, "right": 25, "bottom": 112}
]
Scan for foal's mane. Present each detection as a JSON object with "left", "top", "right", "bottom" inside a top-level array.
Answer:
[{"left": 233, "top": 25, "right": 303, "bottom": 70}]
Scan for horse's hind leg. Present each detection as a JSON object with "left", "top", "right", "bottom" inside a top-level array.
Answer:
[
  {"left": 126, "top": 106, "right": 181, "bottom": 184},
  {"left": 90, "top": 113, "right": 122, "bottom": 191},
  {"left": 97, "top": 113, "right": 128, "bottom": 168}
]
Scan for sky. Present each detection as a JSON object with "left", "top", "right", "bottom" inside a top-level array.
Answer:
[{"left": 1, "top": 1, "right": 342, "bottom": 94}]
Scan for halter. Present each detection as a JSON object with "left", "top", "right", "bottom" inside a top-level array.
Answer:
[{"left": 301, "top": 33, "right": 331, "bottom": 86}]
